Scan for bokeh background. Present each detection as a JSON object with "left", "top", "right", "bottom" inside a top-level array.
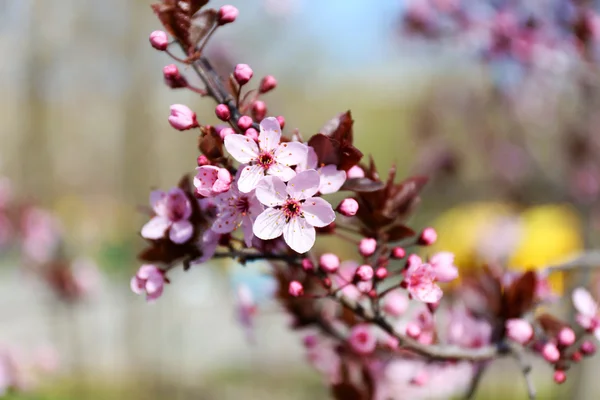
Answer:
[{"left": 1, "top": 0, "right": 599, "bottom": 399}]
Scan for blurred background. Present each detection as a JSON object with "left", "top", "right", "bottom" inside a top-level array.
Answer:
[{"left": 0, "top": 0, "right": 599, "bottom": 399}]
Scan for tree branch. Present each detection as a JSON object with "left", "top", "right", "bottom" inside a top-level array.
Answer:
[
  {"left": 510, "top": 345, "right": 536, "bottom": 400},
  {"left": 544, "top": 251, "right": 600, "bottom": 274}
]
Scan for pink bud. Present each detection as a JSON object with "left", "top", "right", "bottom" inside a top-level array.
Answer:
[
  {"left": 406, "top": 322, "right": 422, "bottom": 339},
  {"left": 288, "top": 281, "right": 304, "bottom": 297},
  {"left": 359, "top": 238, "right": 377, "bottom": 257},
  {"left": 542, "top": 343, "right": 560, "bottom": 363},
  {"left": 391, "top": 247, "right": 406, "bottom": 259},
  {"left": 301, "top": 258, "right": 314, "bottom": 272},
  {"left": 149, "top": 30, "right": 168, "bottom": 51},
  {"left": 505, "top": 319, "right": 533, "bottom": 345},
  {"left": 571, "top": 351, "right": 582, "bottom": 362},
  {"left": 219, "top": 127, "right": 235, "bottom": 140},
  {"left": 259, "top": 75, "right": 278, "bottom": 93},
  {"left": 347, "top": 165, "right": 365, "bottom": 179},
  {"left": 303, "top": 335, "right": 318, "bottom": 348},
  {"left": 234, "top": 64, "right": 253, "bottom": 85},
  {"left": 553, "top": 370, "right": 567, "bottom": 384},
  {"left": 406, "top": 254, "right": 422, "bottom": 269},
  {"left": 319, "top": 253, "right": 340, "bottom": 273},
  {"left": 218, "top": 5, "right": 239, "bottom": 25},
  {"left": 276, "top": 115, "right": 286, "bottom": 129},
  {"left": 337, "top": 198, "right": 359, "bottom": 216},
  {"left": 197, "top": 155, "right": 210, "bottom": 166},
  {"left": 245, "top": 128, "right": 259, "bottom": 141},
  {"left": 355, "top": 265, "right": 374, "bottom": 281},
  {"left": 130, "top": 265, "right": 165, "bottom": 302},
  {"left": 163, "top": 64, "right": 187, "bottom": 89},
  {"left": 383, "top": 290, "right": 409, "bottom": 317},
  {"left": 419, "top": 227, "right": 437, "bottom": 245},
  {"left": 375, "top": 267, "right": 388, "bottom": 280},
  {"left": 237, "top": 116, "right": 254, "bottom": 130},
  {"left": 168, "top": 104, "right": 198, "bottom": 131},
  {"left": 349, "top": 324, "right": 377, "bottom": 355},
  {"left": 251, "top": 100, "right": 267, "bottom": 121},
  {"left": 581, "top": 340, "right": 596, "bottom": 355},
  {"left": 215, "top": 104, "right": 231, "bottom": 121},
  {"left": 558, "top": 327, "right": 576, "bottom": 346}
]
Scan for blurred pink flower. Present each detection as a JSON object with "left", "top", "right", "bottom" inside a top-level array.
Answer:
[
  {"left": 21, "top": 208, "right": 62, "bottom": 265},
  {"left": 349, "top": 324, "right": 377, "bottom": 355},
  {"left": 428, "top": 252, "right": 459, "bottom": 282},
  {"left": 130, "top": 265, "right": 165, "bottom": 302},
  {"left": 405, "top": 258, "right": 443, "bottom": 304},
  {"left": 505, "top": 319, "right": 533, "bottom": 345},
  {"left": 382, "top": 289, "right": 409, "bottom": 317},
  {"left": 141, "top": 188, "right": 193, "bottom": 244},
  {"left": 573, "top": 287, "right": 600, "bottom": 339}
]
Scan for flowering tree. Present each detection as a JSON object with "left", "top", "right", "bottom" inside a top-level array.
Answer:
[{"left": 133, "top": 1, "right": 600, "bottom": 399}]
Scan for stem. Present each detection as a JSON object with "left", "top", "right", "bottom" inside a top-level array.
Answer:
[{"left": 511, "top": 346, "right": 536, "bottom": 400}]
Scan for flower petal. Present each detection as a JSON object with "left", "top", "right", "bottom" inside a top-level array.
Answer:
[
  {"left": 318, "top": 165, "right": 346, "bottom": 194},
  {"left": 283, "top": 217, "right": 316, "bottom": 253},
  {"left": 225, "top": 134, "right": 259, "bottom": 163},
  {"left": 238, "top": 164, "right": 265, "bottom": 193},
  {"left": 258, "top": 117, "right": 282, "bottom": 151},
  {"left": 273, "top": 142, "right": 308, "bottom": 167},
  {"left": 411, "top": 282, "right": 443, "bottom": 304},
  {"left": 253, "top": 208, "right": 286, "bottom": 240},
  {"left": 130, "top": 276, "right": 145, "bottom": 295},
  {"left": 141, "top": 217, "right": 170, "bottom": 240},
  {"left": 302, "top": 197, "right": 336, "bottom": 227},
  {"left": 212, "top": 210, "right": 240, "bottom": 233},
  {"left": 150, "top": 190, "right": 167, "bottom": 216},
  {"left": 194, "top": 229, "right": 219, "bottom": 263},
  {"left": 286, "top": 170, "right": 320, "bottom": 200},
  {"left": 242, "top": 215, "right": 254, "bottom": 247},
  {"left": 267, "top": 163, "right": 296, "bottom": 181},
  {"left": 255, "top": 175, "right": 287, "bottom": 207},
  {"left": 194, "top": 166, "right": 220, "bottom": 197},
  {"left": 573, "top": 287, "right": 598, "bottom": 316},
  {"left": 169, "top": 220, "right": 193, "bottom": 243}
]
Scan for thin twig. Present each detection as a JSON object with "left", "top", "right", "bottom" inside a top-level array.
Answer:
[
  {"left": 464, "top": 364, "right": 487, "bottom": 399},
  {"left": 544, "top": 251, "right": 600, "bottom": 274},
  {"left": 510, "top": 345, "right": 536, "bottom": 400}
]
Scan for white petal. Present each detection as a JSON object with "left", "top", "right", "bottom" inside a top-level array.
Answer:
[
  {"left": 318, "top": 165, "right": 346, "bottom": 194},
  {"left": 286, "top": 170, "right": 320, "bottom": 200},
  {"left": 253, "top": 208, "right": 286, "bottom": 240},
  {"left": 255, "top": 175, "right": 287, "bottom": 207},
  {"left": 141, "top": 217, "right": 170, "bottom": 239},
  {"left": 595, "top": 328, "right": 600, "bottom": 342},
  {"left": 238, "top": 164, "right": 265, "bottom": 193},
  {"left": 573, "top": 287, "right": 598, "bottom": 316},
  {"left": 302, "top": 197, "right": 336, "bottom": 227},
  {"left": 267, "top": 163, "right": 296, "bottom": 181},
  {"left": 273, "top": 142, "right": 308, "bottom": 167},
  {"left": 224, "top": 134, "right": 259, "bottom": 163},
  {"left": 283, "top": 217, "right": 316, "bottom": 254},
  {"left": 258, "top": 117, "right": 282, "bottom": 151}
]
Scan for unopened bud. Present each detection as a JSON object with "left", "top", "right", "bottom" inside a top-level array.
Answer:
[
  {"left": 418, "top": 227, "right": 437, "bottom": 245},
  {"left": 219, "top": 127, "right": 235, "bottom": 140},
  {"left": 234, "top": 64, "right": 253, "bottom": 85},
  {"left": 359, "top": 238, "right": 377, "bottom": 257},
  {"left": 197, "top": 155, "right": 210, "bottom": 166},
  {"left": 245, "top": 127, "right": 259, "bottom": 141},
  {"left": 163, "top": 64, "right": 187, "bottom": 89},
  {"left": 168, "top": 104, "right": 198, "bottom": 131},
  {"left": 237, "top": 115, "right": 254, "bottom": 130},
  {"left": 355, "top": 265, "right": 374, "bottom": 282},
  {"left": 391, "top": 247, "right": 406, "bottom": 259},
  {"left": 553, "top": 370, "right": 567, "bottom": 384},
  {"left": 337, "top": 198, "right": 359, "bottom": 216},
  {"left": 259, "top": 75, "right": 277, "bottom": 93},
  {"left": 215, "top": 104, "right": 231, "bottom": 121},
  {"left": 218, "top": 5, "right": 239, "bottom": 25},
  {"left": 276, "top": 115, "right": 285, "bottom": 129},
  {"left": 558, "top": 327, "right": 576, "bottom": 347},
  {"left": 288, "top": 281, "right": 304, "bottom": 297},
  {"left": 581, "top": 340, "right": 596, "bottom": 356},
  {"left": 375, "top": 267, "right": 388, "bottom": 280},
  {"left": 505, "top": 319, "right": 533, "bottom": 345},
  {"left": 149, "top": 30, "right": 168, "bottom": 51},
  {"left": 319, "top": 253, "right": 340, "bottom": 273},
  {"left": 347, "top": 165, "right": 365, "bottom": 179},
  {"left": 542, "top": 343, "right": 560, "bottom": 363},
  {"left": 251, "top": 100, "right": 267, "bottom": 121},
  {"left": 301, "top": 258, "right": 314, "bottom": 272},
  {"left": 406, "top": 322, "right": 421, "bottom": 339}
]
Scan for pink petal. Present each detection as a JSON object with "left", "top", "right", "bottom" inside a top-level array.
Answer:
[
  {"left": 273, "top": 142, "right": 308, "bottom": 167},
  {"left": 146, "top": 285, "right": 164, "bottom": 302},
  {"left": 224, "top": 134, "right": 259, "bottom": 163},
  {"left": 286, "top": 170, "right": 320, "bottom": 200},
  {"left": 145, "top": 273, "right": 165, "bottom": 294},
  {"left": 169, "top": 220, "right": 193, "bottom": 243},
  {"left": 194, "top": 166, "right": 220, "bottom": 196},
  {"left": 141, "top": 217, "right": 170, "bottom": 240},
  {"left": 242, "top": 215, "right": 254, "bottom": 247},
  {"left": 258, "top": 117, "right": 282, "bottom": 151},
  {"left": 166, "top": 188, "right": 192, "bottom": 220},
  {"left": 130, "top": 276, "right": 145, "bottom": 295},
  {"left": 266, "top": 163, "right": 296, "bottom": 181},
  {"left": 595, "top": 328, "right": 600, "bottom": 342},
  {"left": 573, "top": 287, "right": 598, "bottom": 316},
  {"left": 302, "top": 197, "right": 336, "bottom": 227},
  {"left": 283, "top": 216, "right": 316, "bottom": 253},
  {"left": 318, "top": 165, "right": 346, "bottom": 194},
  {"left": 255, "top": 175, "right": 287, "bottom": 207},
  {"left": 195, "top": 230, "right": 219, "bottom": 263},
  {"left": 137, "top": 265, "right": 160, "bottom": 280},
  {"left": 238, "top": 164, "right": 265, "bottom": 193},
  {"left": 212, "top": 210, "right": 240, "bottom": 233},
  {"left": 576, "top": 313, "right": 594, "bottom": 329},
  {"left": 150, "top": 190, "right": 167, "bottom": 216},
  {"left": 410, "top": 282, "right": 443, "bottom": 303},
  {"left": 253, "top": 208, "right": 286, "bottom": 240}
]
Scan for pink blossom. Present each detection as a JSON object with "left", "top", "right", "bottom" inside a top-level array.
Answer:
[
  {"left": 237, "top": 116, "right": 253, "bottom": 130},
  {"left": 130, "top": 265, "right": 165, "bottom": 302},
  {"left": 355, "top": 265, "right": 374, "bottom": 281},
  {"left": 224, "top": 117, "right": 307, "bottom": 193},
  {"left": 234, "top": 64, "right": 253, "bottom": 85},
  {"left": 21, "top": 208, "right": 62, "bottom": 265},
  {"left": 428, "top": 252, "right": 459, "bottom": 282},
  {"left": 334, "top": 261, "right": 372, "bottom": 300},
  {"left": 554, "top": 370, "right": 567, "bottom": 384},
  {"left": 382, "top": 289, "right": 409, "bottom": 317},
  {"left": 337, "top": 198, "right": 359, "bottom": 216},
  {"left": 253, "top": 170, "right": 335, "bottom": 253},
  {"left": 288, "top": 281, "right": 304, "bottom": 297},
  {"left": 505, "top": 319, "right": 533, "bottom": 345},
  {"left": 418, "top": 227, "right": 437, "bottom": 245},
  {"left": 447, "top": 307, "right": 492, "bottom": 348},
  {"left": 194, "top": 166, "right": 232, "bottom": 198},
  {"left": 193, "top": 229, "right": 220, "bottom": 264},
  {"left": 349, "top": 324, "right": 377, "bottom": 355},
  {"left": 235, "top": 284, "right": 257, "bottom": 344},
  {"left": 217, "top": 5, "right": 239, "bottom": 25},
  {"left": 572, "top": 287, "right": 600, "bottom": 339},
  {"left": 359, "top": 238, "right": 377, "bottom": 257},
  {"left": 404, "top": 258, "right": 443, "bottom": 304},
  {"left": 215, "top": 104, "right": 231, "bottom": 121},
  {"left": 391, "top": 247, "right": 406, "bottom": 259},
  {"left": 149, "top": 30, "right": 168, "bottom": 50},
  {"left": 542, "top": 342, "right": 560, "bottom": 363},
  {"left": 259, "top": 75, "right": 277, "bottom": 93},
  {"left": 168, "top": 104, "right": 198, "bottom": 131},
  {"left": 297, "top": 146, "right": 347, "bottom": 194},
  {"left": 141, "top": 188, "right": 193, "bottom": 244},
  {"left": 320, "top": 253, "right": 340, "bottom": 273},
  {"left": 558, "top": 327, "right": 576, "bottom": 346}
]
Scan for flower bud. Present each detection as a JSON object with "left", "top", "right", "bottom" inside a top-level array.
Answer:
[
  {"left": 301, "top": 258, "right": 314, "bottom": 272},
  {"left": 218, "top": 5, "right": 239, "bottom": 25},
  {"left": 581, "top": 340, "right": 596, "bottom": 356},
  {"left": 251, "top": 100, "right": 267, "bottom": 121},
  {"left": 219, "top": 127, "right": 235, "bottom": 140},
  {"left": 163, "top": 64, "right": 187, "bottom": 89},
  {"left": 553, "top": 370, "right": 567, "bottom": 384},
  {"left": 359, "top": 238, "right": 377, "bottom": 257},
  {"left": 542, "top": 343, "right": 560, "bottom": 363},
  {"left": 234, "top": 64, "right": 253, "bottom": 85},
  {"left": 375, "top": 267, "right": 388, "bottom": 280},
  {"left": 319, "top": 253, "right": 340, "bottom": 273},
  {"left": 237, "top": 116, "right": 254, "bottom": 130},
  {"left": 259, "top": 75, "right": 277, "bottom": 93},
  {"left": 558, "top": 327, "right": 576, "bottom": 346},
  {"left": 276, "top": 115, "right": 286, "bottom": 129},
  {"left": 383, "top": 290, "right": 408, "bottom": 317},
  {"left": 168, "top": 104, "right": 198, "bottom": 131},
  {"left": 347, "top": 165, "right": 365, "bottom": 179},
  {"left": 288, "top": 281, "right": 304, "bottom": 297},
  {"left": 197, "top": 155, "right": 210, "bottom": 166},
  {"left": 391, "top": 247, "right": 406, "bottom": 259},
  {"left": 418, "top": 227, "right": 437, "bottom": 245},
  {"left": 355, "top": 265, "right": 374, "bottom": 282},
  {"left": 303, "top": 335, "right": 318, "bottom": 348},
  {"left": 571, "top": 351, "right": 582, "bottom": 362},
  {"left": 245, "top": 127, "right": 259, "bottom": 141},
  {"left": 337, "top": 198, "right": 359, "bottom": 216},
  {"left": 406, "top": 322, "right": 421, "bottom": 339},
  {"left": 149, "top": 30, "right": 168, "bottom": 51},
  {"left": 215, "top": 104, "right": 231, "bottom": 121},
  {"left": 505, "top": 319, "right": 533, "bottom": 345}
]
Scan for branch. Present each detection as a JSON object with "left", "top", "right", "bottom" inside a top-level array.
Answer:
[
  {"left": 214, "top": 250, "right": 301, "bottom": 263},
  {"left": 544, "top": 251, "right": 600, "bottom": 274},
  {"left": 510, "top": 345, "right": 536, "bottom": 400}
]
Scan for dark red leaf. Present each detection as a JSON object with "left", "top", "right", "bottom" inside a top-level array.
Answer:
[
  {"left": 320, "top": 111, "right": 354, "bottom": 143},
  {"left": 308, "top": 134, "right": 339, "bottom": 166},
  {"left": 199, "top": 131, "right": 224, "bottom": 161},
  {"left": 341, "top": 178, "right": 385, "bottom": 192},
  {"left": 331, "top": 383, "right": 364, "bottom": 400},
  {"left": 385, "top": 224, "right": 416, "bottom": 241},
  {"left": 537, "top": 313, "right": 567, "bottom": 337},
  {"left": 189, "top": 9, "right": 218, "bottom": 48},
  {"left": 503, "top": 270, "right": 536, "bottom": 318}
]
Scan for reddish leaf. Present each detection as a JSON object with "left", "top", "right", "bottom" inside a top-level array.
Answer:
[
  {"left": 537, "top": 313, "right": 567, "bottom": 337},
  {"left": 341, "top": 178, "right": 385, "bottom": 192},
  {"left": 199, "top": 131, "right": 224, "bottom": 161},
  {"left": 331, "top": 383, "right": 364, "bottom": 400},
  {"left": 385, "top": 224, "right": 416, "bottom": 241},
  {"left": 320, "top": 111, "right": 354, "bottom": 143},
  {"left": 502, "top": 270, "right": 536, "bottom": 319},
  {"left": 308, "top": 133, "right": 339, "bottom": 166},
  {"left": 189, "top": 9, "right": 218, "bottom": 48}
]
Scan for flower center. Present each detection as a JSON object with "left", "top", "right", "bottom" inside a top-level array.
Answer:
[
  {"left": 257, "top": 151, "right": 275, "bottom": 169},
  {"left": 282, "top": 199, "right": 302, "bottom": 220},
  {"left": 356, "top": 332, "right": 368, "bottom": 344},
  {"left": 235, "top": 197, "right": 250, "bottom": 215}
]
